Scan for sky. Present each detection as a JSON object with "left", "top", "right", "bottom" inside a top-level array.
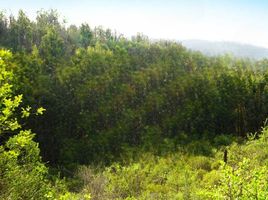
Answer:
[{"left": 1, "top": 0, "right": 268, "bottom": 48}]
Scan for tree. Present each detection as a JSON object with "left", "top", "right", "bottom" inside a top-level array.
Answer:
[
  {"left": 8, "top": 10, "right": 33, "bottom": 52},
  {"left": 0, "top": 49, "right": 63, "bottom": 199},
  {"left": 39, "top": 27, "right": 64, "bottom": 74},
  {"left": 0, "top": 11, "right": 8, "bottom": 47},
  {"left": 79, "top": 23, "right": 93, "bottom": 48}
]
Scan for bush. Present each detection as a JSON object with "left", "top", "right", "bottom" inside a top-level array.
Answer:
[{"left": 0, "top": 50, "right": 75, "bottom": 199}]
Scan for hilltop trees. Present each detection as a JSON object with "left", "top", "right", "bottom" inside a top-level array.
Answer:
[{"left": 0, "top": 10, "right": 268, "bottom": 166}]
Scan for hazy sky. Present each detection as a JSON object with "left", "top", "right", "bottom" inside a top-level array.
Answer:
[{"left": 1, "top": 0, "right": 268, "bottom": 48}]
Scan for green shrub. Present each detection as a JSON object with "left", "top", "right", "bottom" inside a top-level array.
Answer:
[
  {"left": 213, "top": 134, "right": 234, "bottom": 146},
  {"left": 0, "top": 50, "right": 73, "bottom": 199}
]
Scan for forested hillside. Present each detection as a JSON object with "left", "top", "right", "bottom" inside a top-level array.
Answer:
[{"left": 1, "top": 10, "right": 268, "bottom": 199}]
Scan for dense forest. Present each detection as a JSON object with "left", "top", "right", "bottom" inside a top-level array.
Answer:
[{"left": 1, "top": 10, "right": 268, "bottom": 199}]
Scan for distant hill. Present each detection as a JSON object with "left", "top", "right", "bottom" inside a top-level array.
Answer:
[{"left": 181, "top": 40, "right": 268, "bottom": 60}]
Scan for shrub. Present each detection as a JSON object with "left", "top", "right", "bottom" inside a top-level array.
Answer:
[{"left": 0, "top": 50, "right": 73, "bottom": 199}]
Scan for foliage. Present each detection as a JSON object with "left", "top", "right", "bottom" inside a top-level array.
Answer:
[
  {"left": 1, "top": 9, "right": 268, "bottom": 199},
  {"left": 1, "top": 10, "right": 268, "bottom": 165},
  {"left": 0, "top": 49, "right": 81, "bottom": 199},
  {"left": 74, "top": 126, "right": 268, "bottom": 200}
]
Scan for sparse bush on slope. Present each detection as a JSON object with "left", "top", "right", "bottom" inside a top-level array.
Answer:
[{"left": 74, "top": 126, "right": 268, "bottom": 200}]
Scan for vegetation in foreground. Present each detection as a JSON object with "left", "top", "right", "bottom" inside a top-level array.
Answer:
[
  {"left": 69, "top": 126, "right": 268, "bottom": 199},
  {"left": 1, "top": 10, "right": 268, "bottom": 199}
]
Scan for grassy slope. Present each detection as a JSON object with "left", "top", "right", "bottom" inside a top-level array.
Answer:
[{"left": 68, "top": 127, "right": 268, "bottom": 200}]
